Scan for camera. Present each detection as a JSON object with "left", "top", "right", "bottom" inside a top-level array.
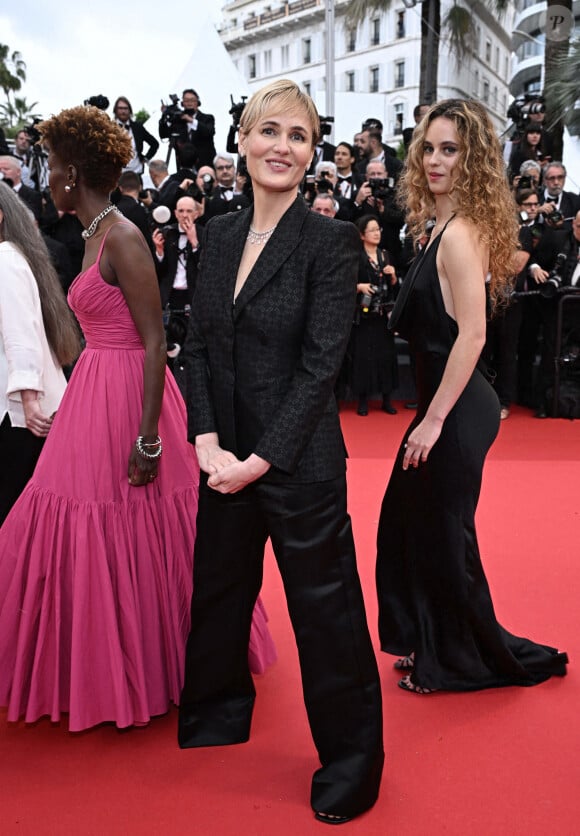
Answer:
[
  {"left": 200, "top": 173, "right": 215, "bottom": 196},
  {"left": 540, "top": 253, "right": 566, "bottom": 298},
  {"left": 150, "top": 205, "right": 177, "bottom": 238},
  {"left": 23, "top": 119, "right": 42, "bottom": 145},
  {"left": 160, "top": 94, "right": 184, "bottom": 132},
  {"left": 518, "top": 175, "right": 533, "bottom": 190},
  {"left": 360, "top": 279, "right": 394, "bottom": 315},
  {"left": 507, "top": 94, "right": 545, "bottom": 131},
  {"left": 369, "top": 177, "right": 395, "bottom": 200},
  {"left": 316, "top": 171, "right": 334, "bottom": 194},
  {"left": 318, "top": 116, "right": 334, "bottom": 137},
  {"left": 229, "top": 94, "right": 248, "bottom": 129},
  {"left": 545, "top": 210, "right": 564, "bottom": 226},
  {"left": 84, "top": 94, "right": 109, "bottom": 110}
]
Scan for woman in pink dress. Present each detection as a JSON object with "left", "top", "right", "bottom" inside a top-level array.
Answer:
[{"left": 0, "top": 106, "right": 274, "bottom": 733}]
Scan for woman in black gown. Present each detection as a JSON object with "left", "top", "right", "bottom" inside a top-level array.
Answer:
[{"left": 376, "top": 99, "right": 568, "bottom": 693}]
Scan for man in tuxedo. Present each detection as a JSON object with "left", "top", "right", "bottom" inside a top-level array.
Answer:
[
  {"left": 204, "top": 153, "right": 250, "bottom": 220},
  {"left": 152, "top": 194, "right": 202, "bottom": 309},
  {"left": 538, "top": 162, "right": 580, "bottom": 229},
  {"left": 115, "top": 170, "right": 154, "bottom": 252},
  {"left": 0, "top": 155, "right": 42, "bottom": 223},
  {"left": 527, "top": 209, "right": 580, "bottom": 415},
  {"left": 354, "top": 122, "right": 402, "bottom": 183},
  {"left": 352, "top": 159, "right": 405, "bottom": 267},
  {"left": 113, "top": 96, "right": 159, "bottom": 177},
  {"left": 158, "top": 89, "right": 216, "bottom": 169}
]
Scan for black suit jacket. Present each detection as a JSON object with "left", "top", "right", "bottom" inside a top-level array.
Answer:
[
  {"left": 158, "top": 110, "right": 216, "bottom": 168},
  {"left": 16, "top": 184, "right": 42, "bottom": 223},
  {"left": 157, "top": 225, "right": 201, "bottom": 307},
  {"left": 128, "top": 120, "right": 159, "bottom": 162},
  {"left": 183, "top": 196, "right": 359, "bottom": 482}
]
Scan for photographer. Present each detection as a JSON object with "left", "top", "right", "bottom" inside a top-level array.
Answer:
[
  {"left": 353, "top": 120, "right": 402, "bottom": 183},
  {"left": 347, "top": 215, "right": 399, "bottom": 416},
  {"left": 158, "top": 89, "right": 216, "bottom": 169},
  {"left": 537, "top": 162, "right": 580, "bottom": 229},
  {"left": 524, "top": 209, "right": 580, "bottom": 416},
  {"left": 152, "top": 194, "right": 202, "bottom": 309},
  {"left": 115, "top": 170, "right": 154, "bottom": 253},
  {"left": 483, "top": 190, "right": 538, "bottom": 419},
  {"left": 113, "top": 96, "right": 159, "bottom": 176},
  {"left": 508, "top": 124, "right": 548, "bottom": 181},
  {"left": 204, "top": 153, "right": 250, "bottom": 221},
  {"left": 511, "top": 159, "right": 542, "bottom": 197},
  {"left": 352, "top": 160, "right": 404, "bottom": 269}
]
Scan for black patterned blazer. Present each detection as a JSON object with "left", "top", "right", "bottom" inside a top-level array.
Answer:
[{"left": 183, "top": 195, "right": 359, "bottom": 483}]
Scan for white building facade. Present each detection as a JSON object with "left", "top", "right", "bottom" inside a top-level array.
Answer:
[{"left": 218, "top": 0, "right": 516, "bottom": 144}]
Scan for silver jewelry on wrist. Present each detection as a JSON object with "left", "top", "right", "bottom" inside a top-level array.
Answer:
[{"left": 136, "top": 435, "right": 162, "bottom": 460}]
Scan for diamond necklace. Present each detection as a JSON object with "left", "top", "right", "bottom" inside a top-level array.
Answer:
[
  {"left": 81, "top": 204, "right": 119, "bottom": 240},
  {"left": 247, "top": 224, "right": 277, "bottom": 245}
]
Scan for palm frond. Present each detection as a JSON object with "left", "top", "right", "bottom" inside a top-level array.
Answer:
[
  {"left": 443, "top": 3, "right": 474, "bottom": 64},
  {"left": 344, "top": 0, "right": 392, "bottom": 31}
]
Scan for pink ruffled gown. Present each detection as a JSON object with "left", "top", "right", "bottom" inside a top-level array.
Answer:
[{"left": 0, "top": 228, "right": 276, "bottom": 732}]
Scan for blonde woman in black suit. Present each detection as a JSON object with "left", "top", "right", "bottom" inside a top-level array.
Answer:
[{"left": 179, "top": 80, "right": 383, "bottom": 825}]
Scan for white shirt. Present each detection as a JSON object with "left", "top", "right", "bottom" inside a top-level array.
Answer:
[{"left": 0, "top": 241, "right": 67, "bottom": 427}]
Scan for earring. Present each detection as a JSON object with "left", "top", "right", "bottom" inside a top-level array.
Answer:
[{"left": 65, "top": 182, "right": 76, "bottom": 193}]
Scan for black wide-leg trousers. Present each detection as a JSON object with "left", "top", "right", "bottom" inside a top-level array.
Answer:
[{"left": 179, "top": 473, "right": 384, "bottom": 818}]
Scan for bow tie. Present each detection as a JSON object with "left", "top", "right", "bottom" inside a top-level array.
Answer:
[
  {"left": 118, "top": 122, "right": 130, "bottom": 130},
  {"left": 338, "top": 175, "right": 352, "bottom": 183},
  {"left": 546, "top": 196, "right": 557, "bottom": 203}
]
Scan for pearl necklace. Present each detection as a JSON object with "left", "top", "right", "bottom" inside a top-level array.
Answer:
[
  {"left": 247, "top": 224, "right": 277, "bottom": 245},
  {"left": 81, "top": 204, "right": 119, "bottom": 240}
]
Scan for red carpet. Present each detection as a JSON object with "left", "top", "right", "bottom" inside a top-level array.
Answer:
[{"left": 2, "top": 403, "right": 579, "bottom": 835}]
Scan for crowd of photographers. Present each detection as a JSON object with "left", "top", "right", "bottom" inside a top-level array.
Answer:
[{"left": 1, "top": 90, "right": 579, "bottom": 418}]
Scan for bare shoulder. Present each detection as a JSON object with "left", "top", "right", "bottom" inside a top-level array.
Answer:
[
  {"left": 441, "top": 217, "right": 483, "bottom": 253},
  {"left": 104, "top": 219, "right": 149, "bottom": 255}
]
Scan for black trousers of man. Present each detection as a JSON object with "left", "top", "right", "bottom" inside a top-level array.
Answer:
[
  {"left": 0, "top": 415, "right": 45, "bottom": 526},
  {"left": 179, "top": 474, "right": 384, "bottom": 819}
]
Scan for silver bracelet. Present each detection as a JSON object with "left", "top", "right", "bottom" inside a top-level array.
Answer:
[{"left": 136, "top": 435, "right": 162, "bottom": 460}]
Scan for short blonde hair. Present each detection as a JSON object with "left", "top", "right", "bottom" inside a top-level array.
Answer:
[{"left": 239, "top": 79, "right": 320, "bottom": 148}]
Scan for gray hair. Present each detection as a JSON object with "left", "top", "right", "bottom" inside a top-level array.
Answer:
[
  {"left": 519, "top": 159, "right": 541, "bottom": 175},
  {"left": 315, "top": 160, "right": 337, "bottom": 177},
  {"left": 213, "top": 152, "right": 235, "bottom": 167}
]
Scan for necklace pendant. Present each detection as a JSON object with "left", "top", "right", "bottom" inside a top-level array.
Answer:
[{"left": 247, "top": 224, "right": 277, "bottom": 246}]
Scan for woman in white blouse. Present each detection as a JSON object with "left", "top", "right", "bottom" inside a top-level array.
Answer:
[{"left": 0, "top": 182, "right": 79, "bottom": 523}]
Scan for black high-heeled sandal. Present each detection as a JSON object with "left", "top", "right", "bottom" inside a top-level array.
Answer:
[
  {"left": 393, "top": 653, "right": 414, "bottom": 671},
  {"left": 398, "top": 674, "right": 437, "bottom": 694}
]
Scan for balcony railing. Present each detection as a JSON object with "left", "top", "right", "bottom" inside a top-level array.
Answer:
[{"left": 243, "top": 0, "right": 319, "bottom": 30}]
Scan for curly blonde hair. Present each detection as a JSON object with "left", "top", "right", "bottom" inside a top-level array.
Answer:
[
  {"left": 39, "top": 106, "right": 132, "bottom": 193},
  {"left": 400, "top": 99, "right": 518, "bottom": 307}
]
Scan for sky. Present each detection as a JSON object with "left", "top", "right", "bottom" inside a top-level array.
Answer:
[{"left": 0, "top": 0, "right": 224, "bottom": 121}]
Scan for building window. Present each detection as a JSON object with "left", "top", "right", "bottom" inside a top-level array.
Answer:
[
  {"left": 370, "top": 18, "right": 380, "bottom": 46},
  {"left": 303, "top": 81, "right": 311, "bottom": 96},
  {"left": 504, "top": 56, "right": 509, "bottom": 78},
  {"left": 248, "top": 54, "right": 257, "bottom": 79},
  {"left": 346, "top": 28, "right": 356, "bottom": 52},
  {"left": 346, "top": 71, "right": 355, "bottom": 92},
  {"left": 264, "top": 49, "right": 272, "bottom": 74},
  {"left": 393, "top": 103, "right": 404, "bottom": 134},
  {"left": 475, "top": 25, "right": 481, "bottom": 54},
  {"left": 281, "top": 44, "right": 289, "bottom": 68},
  {"left": 473, "top": 69, "right": 479, "bottom": 96},
  {"left": 482, "top": 79, "right": 490, "bottom": 103},
  {"left": 396, "top": 11, "right": 406, "bottom": 39},
  {"left": 303, "top": 37, "right": 312, "bottom": 64},
  {"left": 369, "top": 66, "right": 379, "bottom": 93},
  {"left": 395, "top": 60, "right": 405, "bottom": 89},
  {"left": 494, "top": 46, "right": 500, "bottom": 71},
  {"left": 485, "top": 39, "right": 491, "bottom": 63}
]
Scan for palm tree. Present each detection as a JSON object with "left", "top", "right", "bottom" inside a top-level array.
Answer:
[
  {"left": 345, "top": 0, "right": 508, "bottom": 105},
  {"left": 0, "top": 44, "right": 27, "bottom": 106}
]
